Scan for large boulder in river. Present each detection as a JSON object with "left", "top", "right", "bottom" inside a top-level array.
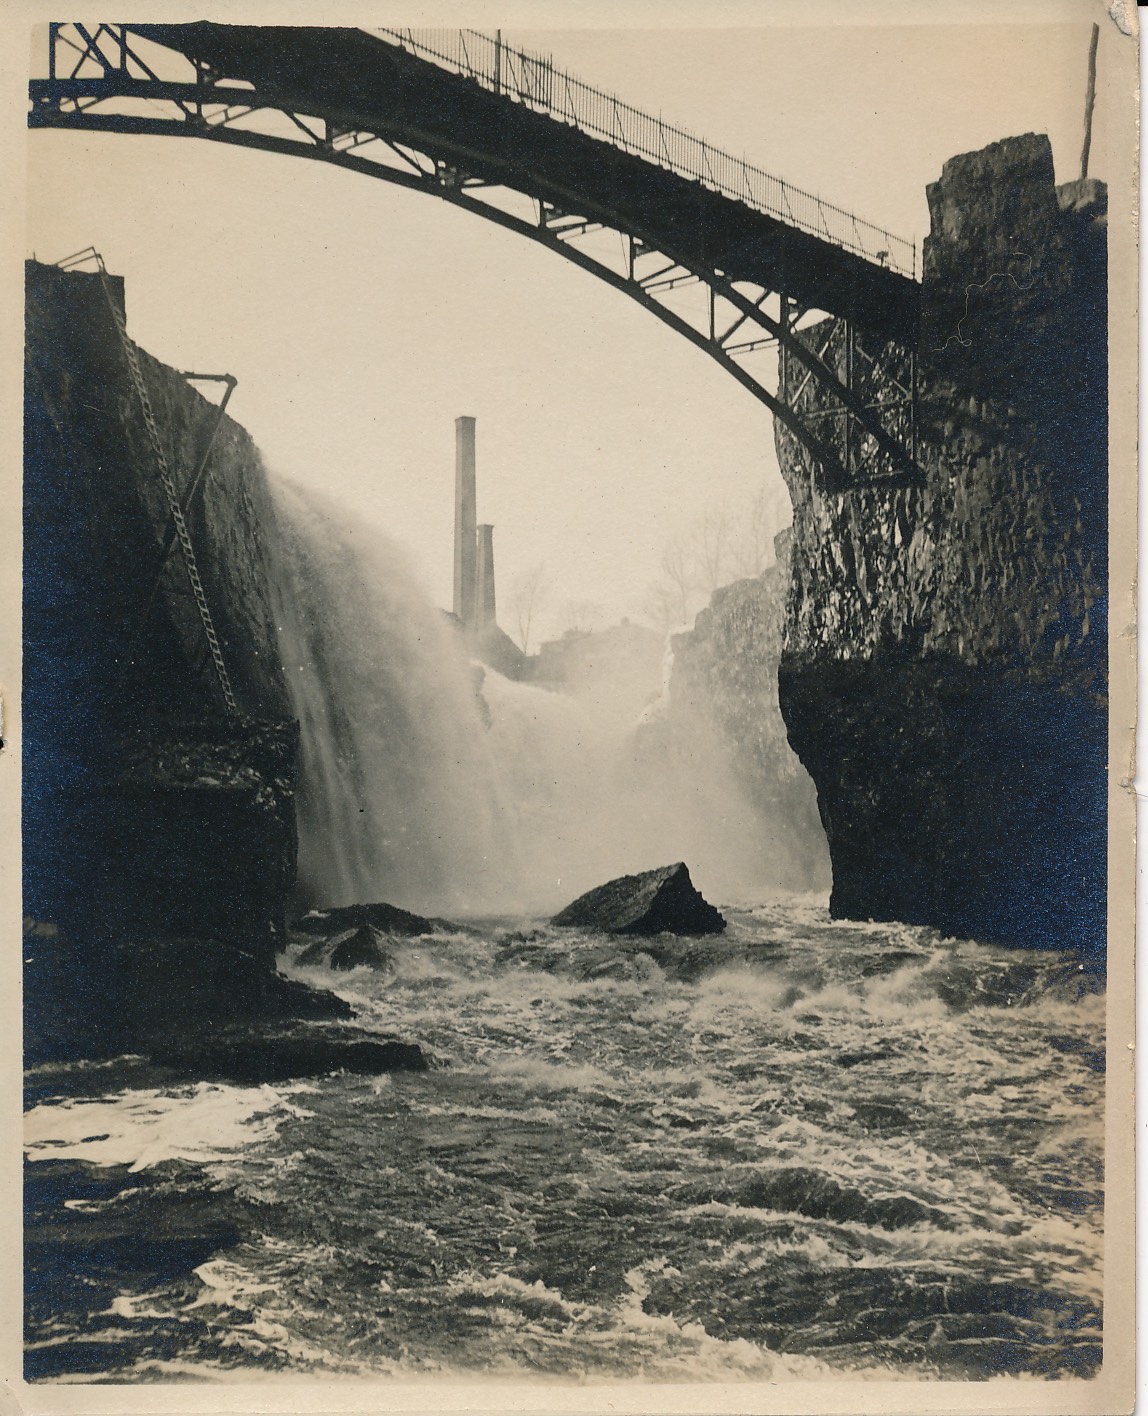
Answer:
[{"left": 551, "top": 863, "right": 725, "bottom": 936}]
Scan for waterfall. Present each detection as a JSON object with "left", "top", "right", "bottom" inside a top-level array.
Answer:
[
  {"left": 266, "top": 477, "right": 516, "bottom": 916},
  {"left": 265, "top": 475, "right": 806, "bottom": 919}
]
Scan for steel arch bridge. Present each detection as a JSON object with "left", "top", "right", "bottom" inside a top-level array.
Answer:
[{"left": 30, "top": 22, "right": 923, "bottom": 490}]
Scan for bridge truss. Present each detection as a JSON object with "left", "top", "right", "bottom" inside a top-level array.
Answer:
[{"left": 30, "top": 23, "right": 922, "bottom": 491}]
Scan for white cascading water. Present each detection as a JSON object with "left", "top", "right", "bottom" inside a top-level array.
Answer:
[
  {"left": 264, "top": 475, "right": 795, "bottom": 917},
  {"left": 265, "top": 477, "right": 515, "bottom": 915}
]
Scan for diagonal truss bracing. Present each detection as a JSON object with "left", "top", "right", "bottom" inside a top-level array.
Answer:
[{"left": 30, "top": 23, "right": 923, "bottom": 490}]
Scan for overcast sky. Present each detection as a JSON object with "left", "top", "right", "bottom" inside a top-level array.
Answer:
[{"left": 24, "top": 10, "right": 1112, "bottom": 644}]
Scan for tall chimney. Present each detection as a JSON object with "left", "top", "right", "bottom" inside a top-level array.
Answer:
[
  {"left": 453, "top": 416, "right": 477, "bottom": 628},
  {"left": 476, "top": 523, "right": 496, "bottom": 630}
]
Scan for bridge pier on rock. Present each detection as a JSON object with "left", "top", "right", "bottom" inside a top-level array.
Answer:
[{"left": 774, "top": 136, "right": 1108, "bottom": 956}]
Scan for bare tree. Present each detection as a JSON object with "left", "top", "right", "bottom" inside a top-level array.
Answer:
[
  {"left": 642, "top": 486, "right": 788, "bottom": 634},
  {"left": 660, "top": 534, "right": 696, "bottom": 625},
  {"left": 728, "top": 487, "right": 779, "bottom": 580},
  {"left": 559, "top": 599, "right": 605, "bottom": 635},
  {"left": 510, "top": 564, "right": 549, "bottom": 654},
  {"left": 643, "top": 580, "right": 681, "bottom": 635},
  {"left": 695, "top": 507, "right": 731, "bottom": 596}
]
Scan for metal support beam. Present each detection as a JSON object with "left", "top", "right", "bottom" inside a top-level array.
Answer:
[
  {"left": 29, "top": 26, "right": 923, "bottom": 488},
  {"left": 845, "top": 321, "right": 854, "bottom": 477}
]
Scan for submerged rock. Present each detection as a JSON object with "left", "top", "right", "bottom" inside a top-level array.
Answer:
[
  {"left": 293, "top": 901, "right": 446, "bottom": 938},
  {"left": 296, "top": 925, "right": 393, "bottom": 972},
  {"left": 118, "top": 935, "right": 352, "bottom": 1032},
  {"left": 551, "top": 863, "right": 725, "bottom": 937}
]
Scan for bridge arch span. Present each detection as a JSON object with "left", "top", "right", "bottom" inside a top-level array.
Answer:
[{"left": 31, "top": 23, "right": 922, "bottom": 488}]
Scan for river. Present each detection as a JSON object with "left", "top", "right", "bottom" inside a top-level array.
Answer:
[{"left": 25, "top": 894, "right": 1103, "bottom": 1383}]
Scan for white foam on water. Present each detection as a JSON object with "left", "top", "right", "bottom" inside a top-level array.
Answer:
[
  {"left": 189, "top": 1256, "right": 370, "bottom": 1374},
  {"left": 24, "top": 1082, "right": 313, "bottom": 1171},
  {"left": 62, "top": 1186, "right": 144, "bottom": 1213},
  {"left": 440, "top": 1265, "right": 848, "bottom": 1383}
]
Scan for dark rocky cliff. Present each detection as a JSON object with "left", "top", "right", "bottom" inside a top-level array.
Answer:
[
  {"left": 24, "top": 260, "right": 343, "bottom": 1061},
  {"left": 774, "top": 136, "right": 1107, "bottom": 955}
]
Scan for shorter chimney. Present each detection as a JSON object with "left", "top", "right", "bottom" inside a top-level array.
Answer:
[{"left": 475, "top": 524, "right": 496, "bottom": 630}]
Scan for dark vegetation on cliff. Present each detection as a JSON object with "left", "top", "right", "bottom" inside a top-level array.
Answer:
[{"left": 775, "top": 136, "right": 1108, "bottom": 955}]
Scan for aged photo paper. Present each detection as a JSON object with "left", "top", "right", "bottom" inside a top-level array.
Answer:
[{"left": 0, "top": 0, "right": 1137, "bottom": 1412}]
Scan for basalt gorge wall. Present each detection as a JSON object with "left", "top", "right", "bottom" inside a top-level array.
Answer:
[
  {"left": 774, "top": 136, "right": 1107, "bottom": 955},
  {"left": 23, "top": 260, "right": 340, "bottom": 1060}
]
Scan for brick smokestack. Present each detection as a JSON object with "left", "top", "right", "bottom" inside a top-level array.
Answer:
[
  {"left": 453, "top": 416, "right": 476, "bottom": 628},
  {"left": 476, "top": 524, "right": 496, "bottom": 630}
]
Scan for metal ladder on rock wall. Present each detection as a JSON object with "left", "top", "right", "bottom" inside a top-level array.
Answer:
[{"left": 54, "top": 247, "right": 239, "bottom": 718}]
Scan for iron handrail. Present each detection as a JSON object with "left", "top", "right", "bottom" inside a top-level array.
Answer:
[{"left": 371, "top": 27, "right": 916, "bottom": 279}]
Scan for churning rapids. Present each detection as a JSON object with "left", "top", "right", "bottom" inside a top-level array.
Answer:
[{"left": 24, "top": 481, "right": 1104, "bottom": 1385}]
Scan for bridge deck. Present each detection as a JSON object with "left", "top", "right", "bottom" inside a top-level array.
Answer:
[{"left": 132, "top": 23, "right": 920, "bottom": 345}]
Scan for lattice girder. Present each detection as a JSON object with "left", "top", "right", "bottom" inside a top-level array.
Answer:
[{"left": 31, "top": 23, "right": 923, "bottom": 490}]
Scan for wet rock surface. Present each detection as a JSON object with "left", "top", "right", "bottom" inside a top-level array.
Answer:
[
  {"left": 24, "top": 924, "right": 353, "bottom": 1067},
  {"left": 24, "top": 924, "right": 425, "bottom": 1084},
  {"left": 297, "top": 925, "right": 394, "bottom": 972},
  {"left": 23, "top": 260, "right": 365, "bottom": 1065},
  {"left": 147, "top": 1024, "right": 428, "bottom": 1084},
  {"left": 290, "top": 901, "right": 464, "bottom": 972},
  {"left": 774, "top": 135, "right": 1107, "bottom": 955},
  {"left": 552, "top": 862, "right": 726, "bottom": 936},
  {"left": 293, "top": 901, "right": 447, "bottom": 938}
]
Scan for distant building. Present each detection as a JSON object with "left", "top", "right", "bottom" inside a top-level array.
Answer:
[{"left": 531, "top": 620, "right": 665, "bottom": 719}]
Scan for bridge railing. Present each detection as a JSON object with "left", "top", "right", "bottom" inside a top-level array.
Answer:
[{"left": 371, "top": 27, "right": 916, "bottom": 279}]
